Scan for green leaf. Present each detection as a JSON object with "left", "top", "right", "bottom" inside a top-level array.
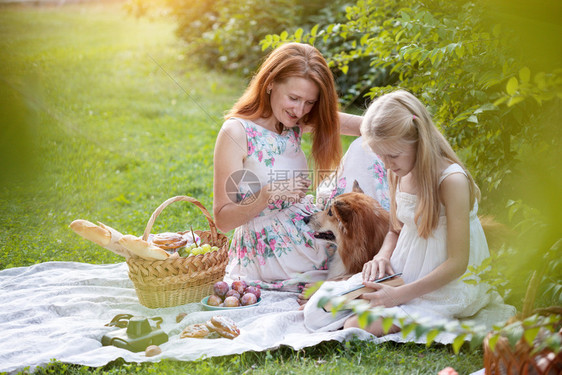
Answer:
[
  {"left": 426, "top": 329, "right": 440, "bottom": 347},
  {"left": 341, "top": 65, "right": 349, "bottom": 75},
  {"left": 357, "top": 311, "right": 373, "bottom": 328},
  {"left": 506, "top": 325, "right": 524, "bottom": 349},
  {"left": 455, "top": 44, "right": 465, "bottom": 58},
  {"left": 303, "top": 281, "right": 324, "bottom": 298},
  {"left": 310, "top": 24, "right": 319, "bottom": 37},
  {"left": 470, "top": 332, "right": 486, "bottom": 351},
  {"left": 507, "top": 96, "right": 524, "bottom": 107},
  {"left": 415, "top": 324, "right": 429, "bottom": 339},
  {"left": 493, "top": 96, "right": 508, "bottom": 106},
  {"left": 453, "top": 334, "right": 467, "bottom": 354},
  {"left": 382, "top": 316, "right": 394, "bottom": 334},
  {"left": 519, "top": 67, "right": 531, "bottom": 83},
  {"left": 294, "top": 28, "right": 303, "bottom": 42},
  {"left": 400, "top": 10, "right": 411, "bottom": 21},
  {"left": 401, "top": 323, "right": 416, "bottom": 338},
  {"left": 506, "top": 77, "right": 519, "bottom": 95},
  {"left": 361, "top": 33, "right": 370, "bottom": 46},
  {"left": 523, "top": 327, "right": 540, "bottom": 345},
  {"left": 488, "top": 333, "right": 500, "bottom": 352}
]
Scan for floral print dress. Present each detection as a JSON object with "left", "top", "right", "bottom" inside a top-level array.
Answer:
[
  {"left": 316, "top": 137, "right": 390, "bottom": 210},
  {"left": 224, "top": 119, "right": 390, "bottom": 292}
]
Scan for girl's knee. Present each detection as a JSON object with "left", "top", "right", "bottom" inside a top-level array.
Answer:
[
  {"left": 344, "top": 314, "right": 401, "bottom": 337},
  {"left": 343, "top": 315, "right": 359, "bottom": 329}
]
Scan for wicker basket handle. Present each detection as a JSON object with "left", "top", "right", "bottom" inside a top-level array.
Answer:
[{"left": 142, "top": 196, "right": 218, "bottom": 243}]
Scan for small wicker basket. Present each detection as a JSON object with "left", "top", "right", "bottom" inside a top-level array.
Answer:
[
  {"left": 484, "top": 330, "right": 562, "bottom": 375},
  {"left": 483, "top": 272, "right": 562, "bottom": 374},
  {"left": 126, "top": 196, "right": 229, "bottom": 308}
]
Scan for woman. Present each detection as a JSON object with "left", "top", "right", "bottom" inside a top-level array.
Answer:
[{"left": 213, "top": 43, "right": 364, "bottom": 292}]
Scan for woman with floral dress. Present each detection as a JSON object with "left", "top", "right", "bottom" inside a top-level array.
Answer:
[{"left": 212, "top": 43, "right": 387, "bottom": 292}]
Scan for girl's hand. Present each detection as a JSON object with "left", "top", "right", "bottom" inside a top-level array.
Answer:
[
  {"left": 360, "top": 282, "right": 404, "bottom": 308},
  {"left": 362, "top": 255, "right": 395, "bottom": 282}
]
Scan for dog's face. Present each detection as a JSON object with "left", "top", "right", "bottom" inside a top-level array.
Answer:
[
  {"left": 304, "top": 180, "right": 390, "bottom": 276},
  {"left": 305, "top": 180, "right": 370, "bottom": 242}
]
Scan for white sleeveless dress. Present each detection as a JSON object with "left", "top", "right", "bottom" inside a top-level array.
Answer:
[{"left": 304, "top": 164, "right": 509, "bottom": 331}]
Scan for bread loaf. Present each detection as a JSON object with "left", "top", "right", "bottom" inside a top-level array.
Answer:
[
  {"left": 70, "top": 219, "right": 110, "bottom": 247},
  {"left": 118, "top": 234, "right": 169, "bottom": 260},
  {"left": 70, "top": 219, "right": 133, "bottom": 258}
]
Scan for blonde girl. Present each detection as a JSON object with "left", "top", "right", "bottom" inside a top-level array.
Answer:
[
  {"left": 303, "top": 90, "right": 513, "bottom": 335},
  {"left": 345, "top": 89, "right": 492, "bottom": 335}
]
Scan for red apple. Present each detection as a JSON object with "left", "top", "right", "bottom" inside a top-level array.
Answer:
[
  {"left": 207, "top": 294, "right": 222, "bottom": 306},
  {"left": 240, "top": 292, "right": 257, "bottom": 306},
  {"left": 213, "top": 281, "right": 229, "bottom": 298},
  {"left": 223, "top": 296, "right": 241, "bottom": 307},
  {"left": 231, "top": 280, "right": 247, "bottom": 294}
]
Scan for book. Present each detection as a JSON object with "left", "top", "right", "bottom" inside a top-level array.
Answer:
[{"left": 322, "top": 273, "right": 404, "bottom": 312}]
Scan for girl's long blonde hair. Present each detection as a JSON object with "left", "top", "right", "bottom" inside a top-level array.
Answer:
[
  {"left": 361, "top": 90, "right": 480, "bottom": 238},
  {"left": 225, "top": 43, "right": 341, "bottom": 183}
]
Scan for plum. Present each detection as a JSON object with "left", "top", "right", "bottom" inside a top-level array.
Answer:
[
  {"left": 223, "top": 296, "right": 241, "bottom": 307},
  {"left": 207, "top": 294, "right": 222, "bottom": 306},
  {"left": 225, "top": 289, "right": 241, "bottom": 300},
  {"left": 231, "top": 280, "right": 247, "bottom": 294},
  {"left": 240, "top": 292, "right": 257, "bottom": 306},
  {"left": 244, "top": 286, "right": 261, "bottom": 299},
  {"left": 213, "top": 281, "right": 229, "bottom": 298}
]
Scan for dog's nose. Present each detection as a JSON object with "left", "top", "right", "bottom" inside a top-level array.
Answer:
[{"left": 303, "top": 215, "right": 310, "bottom": 224}]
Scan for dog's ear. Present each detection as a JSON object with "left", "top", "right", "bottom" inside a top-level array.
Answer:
[
  {"left": 332, "top": 200, "right": 354, "bottom": 232},
  {"left": 352, "top": 180, "right": 364, "bottom": 194}
]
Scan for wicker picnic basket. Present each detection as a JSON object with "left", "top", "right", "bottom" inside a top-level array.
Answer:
[
  {"left": 483, "top": 272, "right": 562, "bottom": 375},
  {"left": 483, "top": 328, "right": 562, "bottom": 375},
  {"left": 126, "top": 196, "right": 229, "bottom": 308}
]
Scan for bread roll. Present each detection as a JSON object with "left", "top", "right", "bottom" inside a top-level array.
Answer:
[
  {"left": 205, "top": 316, "right": 240, "bottom": 339},
  {"left": 180, "top": 323, "right": 211, "bottom": 339},
  {"left": 151, "top": 232, "right": 187, "bottom": 250},
  {"left": 118, "top": 234, "right": 169, "bottom": 260}
]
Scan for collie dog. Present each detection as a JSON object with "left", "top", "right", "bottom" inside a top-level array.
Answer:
[{"left": 304, "top": 181, "right": 390, "bottom": 280}]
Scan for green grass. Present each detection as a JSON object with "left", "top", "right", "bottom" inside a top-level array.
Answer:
[{"left": 0, "top": 2, "right": 483, "bottom": 373}]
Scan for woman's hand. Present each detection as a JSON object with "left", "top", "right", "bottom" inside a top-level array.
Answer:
[
  {"left": 360, "top": 282, "right": 404, "bottom": 308},
  {"left": 362, "top": 254, "right": 395, "bottom": 283}
]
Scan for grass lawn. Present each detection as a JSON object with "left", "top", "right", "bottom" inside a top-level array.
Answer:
[{"left": 0, "top": 2, "right": 484, "bottom": 373}]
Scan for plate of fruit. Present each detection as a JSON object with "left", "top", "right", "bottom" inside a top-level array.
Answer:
[{"left": 201, "top": 280, "right": 262, "bottom": 310}]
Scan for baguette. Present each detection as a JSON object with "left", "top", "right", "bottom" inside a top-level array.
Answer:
[
  {"left": 69, "top": 219, "right": 133, "bottom": 258},
  {"left": 70, "top": 219, "right": 111, "bottom": 247},
  {"left": 118, "top": 234, "right": 169, "bottom": 260}
]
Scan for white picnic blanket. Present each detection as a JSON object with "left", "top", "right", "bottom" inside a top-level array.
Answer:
[{"left": 0, "top": 261, "right": 515, "bottom": 374}]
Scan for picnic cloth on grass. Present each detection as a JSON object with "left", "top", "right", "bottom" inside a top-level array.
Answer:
[{"left": 0, "top": 261, "right": 516, "bottom": 374}]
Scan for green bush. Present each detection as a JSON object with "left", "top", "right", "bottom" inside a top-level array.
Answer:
[{"left": 161, "top": 0, "right": 336, "bottom": 75}]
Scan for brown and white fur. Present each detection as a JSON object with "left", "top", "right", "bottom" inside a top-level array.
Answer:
[{"left": 304, "top": 181, "right": 390, "bottom": 280}]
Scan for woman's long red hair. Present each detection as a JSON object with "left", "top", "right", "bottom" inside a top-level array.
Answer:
[{"left": 225, "top": 43, "right": 341, "bottom": 183}]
